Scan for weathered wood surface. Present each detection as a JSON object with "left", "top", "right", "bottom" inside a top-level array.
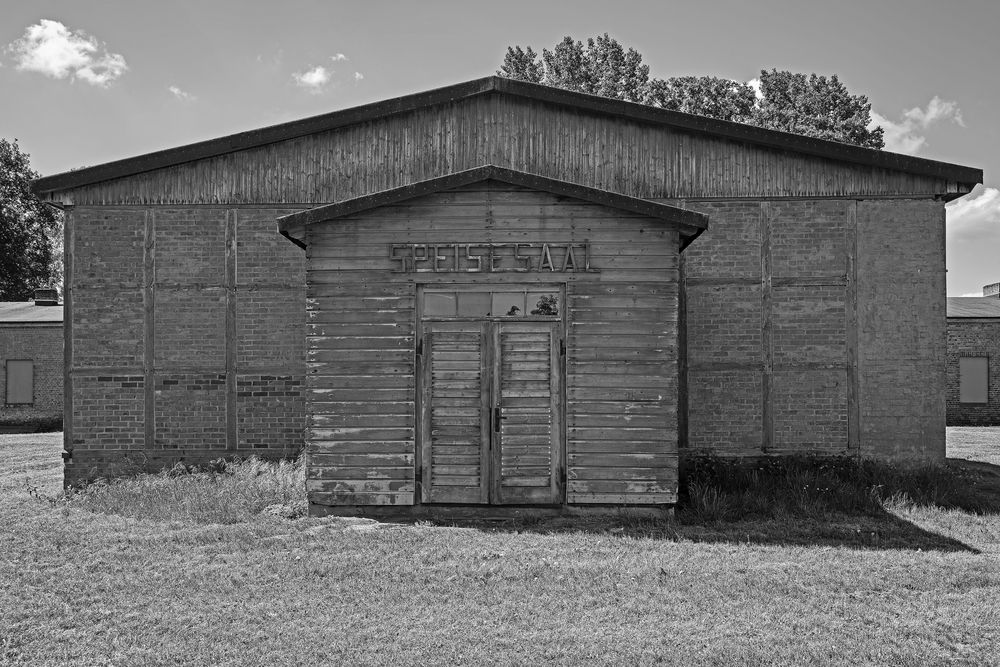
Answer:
[
  {"left": 493, "top": 321, "right": 561, "bottom": 504},
  {"left": 47, "top": 94, "right": 949, "bottom": 206},
  {"left": 420, "top": 321, "right": 489, "bottom": 503},
  {"left": 306, "top": 182, "right": 679, "bottom": 506}
]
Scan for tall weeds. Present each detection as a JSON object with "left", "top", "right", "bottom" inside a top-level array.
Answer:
[
  {"left": 68, "top": 456, "right": 306, "bottom": 524},
  {"left": 678, "top": 455, "right": 986, "bottom": 523}
]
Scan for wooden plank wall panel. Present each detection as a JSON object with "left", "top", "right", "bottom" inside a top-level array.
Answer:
[
  {"left": 566, "top": 278, "right": 679, "bottom": 504},
  {"left": 305, "top": 182, "right": 679, "bottom": 507},
  {"left": 305, "top": 279, "right": 416, "bottom": 506},
  {"left": 54, "top": 95, "right": 946, "bottom": 206}
]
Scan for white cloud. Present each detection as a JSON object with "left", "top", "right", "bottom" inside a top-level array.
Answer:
[
  {"left": 8, "top": 19, "right": 127, "bottom": 87},
  {"left": 168, "top": 85, "right": 195, "bottom": 102},
  {"left": 870, "top": 96, "right": 965, "bottom": 155},
  {"left": 947, "top": 185, "right": 1000, "bottom": 241},
  {"left": 332, "top": 53, "right": 348, "bottom": 62},
  {"left": 747, "top": 78, "right": 763, "bottom": 102},
  {"left": 293, "top": 64, "right": 331, "bottom": 91},
  {"left": 903, "top": 96, "right": 965, "bottom": 128},
  {"left": 354, "top": 71, "right": 364, "bottom": 82}
]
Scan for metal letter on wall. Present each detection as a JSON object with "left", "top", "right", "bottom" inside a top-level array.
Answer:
[{"left": 390, "top": 242, "right": 598, "bottom": 273}]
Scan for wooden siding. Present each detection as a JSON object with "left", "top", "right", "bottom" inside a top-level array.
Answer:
[
  {"left": 50, "top": 94, "right": 948, "bottom": 207},
  {"left": 305, "top": 181, "right": 679, "bottom": 507}
]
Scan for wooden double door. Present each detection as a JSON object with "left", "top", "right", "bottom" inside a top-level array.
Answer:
[{"left": 418, "top": 316, "right": 563, "bottom": 505}]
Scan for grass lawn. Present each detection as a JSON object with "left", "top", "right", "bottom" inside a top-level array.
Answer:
[{"left": 1, "top": 432, "right": 999, "bottom": 665}]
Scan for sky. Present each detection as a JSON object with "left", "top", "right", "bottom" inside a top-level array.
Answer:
[{"left": 1, "top": 0, "right": 997, "bottom": 295}]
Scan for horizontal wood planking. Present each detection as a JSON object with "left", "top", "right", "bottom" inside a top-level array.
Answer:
[
  {"left": 305, "top": 272, "right": 417, "bottom": 505},
  {"left": 564, "top": 247, "right": 679, "bottom": 504},
  {"left": 305, "top": 183, "right": 681, "bottom": 507},
  {"left": 52, "top": 94, "right": 949, "bottom": 206}
]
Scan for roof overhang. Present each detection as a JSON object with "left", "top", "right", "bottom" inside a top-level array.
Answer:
[
  {"left": 32, "top": 75, "right": 982, "bottom": 195},
  {"left": 277, "top": 165, "right": 709, "bottom": 250}
]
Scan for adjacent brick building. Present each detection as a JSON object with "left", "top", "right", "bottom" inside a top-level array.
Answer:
[
  {"left": 947, "top": 287, "right": 1000, "bottom": 426},
  {"left": 0, "top": 290, "right": 63, "bottom": 431},
  {"left": 31, "top": 77, "right": 982, "bottom": 508}
]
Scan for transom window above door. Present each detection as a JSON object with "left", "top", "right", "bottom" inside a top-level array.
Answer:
[{"left": 421, "top": 287, "right": 560, "bottom": 319}]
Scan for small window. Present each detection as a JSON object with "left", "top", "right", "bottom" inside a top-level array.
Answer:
[
  {"left": 457, "top": 292, "right": 491, "bottom": 317},
  {"left": 423, "top": 292, "right": 457, "bottom": 317},
  {"left": 528, "top": 292, "right": 560, "bottom": 316},
  {"left": 422, "top": 287, "right": 560, "bottom": 320},
  {"left": 6, "top": 360, "right": 34, "bottom": 405},
  {"left": 959, "top": 357, "right": 989, "bottom": 404},
  {"left": 491, "top": 292, "right": 525, "bottom": 318}
]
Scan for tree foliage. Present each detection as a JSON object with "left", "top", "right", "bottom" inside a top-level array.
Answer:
[
  {"left": 753, "top": 69, "right": 884, "bottom": 149},
  {"left": 645, "top": 76, "right": 756, "bottom": 124},
  {"left": 0, "top": 138, "right": 61, "bottom": 301},
  {"left": 498, "top": 35, "right": 884, "bottom": 149}
]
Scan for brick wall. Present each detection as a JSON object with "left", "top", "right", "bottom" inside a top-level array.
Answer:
[
  {"left": 0, "top": 324, "right": 63, "bottom": 428},
  {"left": 678, "top": 197, "right": 946, "bottom": 463},
  {"left": 856, "top": 199, "right": 946, "bottom": 462},
  {"left": 946, "top": 319, "right": 1000, "bottom": 425},
  {"left": 73, "top": 375, "right": 144, "bottom": 447},
  {"left": 680, "top": 199, "right": 855, "bottom": 459},
  {"left": 66, "top": 206, "right": 306, "bottom": 485}
]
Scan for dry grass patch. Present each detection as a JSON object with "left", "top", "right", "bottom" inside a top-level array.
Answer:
[{"left": 68, "top": 457, "right": 307, "bottom": 524}]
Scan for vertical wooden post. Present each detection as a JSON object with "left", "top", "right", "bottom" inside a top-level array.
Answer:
[
  {"left": 143, "top": 210, "right": 155, "bottom": 449},
  {"left": 677, "top": 244, "right": 688, "bottom": 451},
  {"left": 846, "top": 201, "right": 861, "bottom": 454},
  {"left": 63, "top": 206, "right": 75, "bottom": 467},
  {"left": 760, "top": 201, "right": 773, "bottom": 454},
  {"left": 225, "top": 209, "right": 238, "bottom": 452}
]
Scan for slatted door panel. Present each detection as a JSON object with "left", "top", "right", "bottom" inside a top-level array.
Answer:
[
  {"left": 420, "top": 321, "right": 490, "bottom": 503},
  {"left": 494, "top": 321, "right": 562, "bottom": 504}
]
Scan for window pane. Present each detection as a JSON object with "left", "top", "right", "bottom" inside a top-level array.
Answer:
[
  {"left": 527, "top": 292, "right": 560, "bottom": 316},
  {"left": 491, "top": 292, "right": 525, "bottom": 318},
  {"left": 457, "top": 292, "right": 491, "bottom": 317},
  {"left": 6, "top": 360, "right": 33, "bottom": 405},
  {"left": 423, "top": 292, "right": 456, "bottom": 317},
  {"left": 959, "top": 357, "right": 989, "bottom": 404}
]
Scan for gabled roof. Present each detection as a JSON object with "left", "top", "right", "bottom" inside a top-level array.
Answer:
[
  {"left": 947, "top": 297, "right": 1000, "bottom": 318},
  {"left": 32, "top": 76, "right": 982, "bottom": 195},
  {"left": 277, "top": 165, "right": 709, "bottom": 249},
  {"left": 0, "top": 302, "right": 63, "bottom": 324}
]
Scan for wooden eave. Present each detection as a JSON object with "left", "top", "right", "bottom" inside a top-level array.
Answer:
[
  {"left": 277, "top": 165, "right": 709, "bottom": 250},
  {"left": 32, "top": 76, "right": 982, "bottom": 196}
]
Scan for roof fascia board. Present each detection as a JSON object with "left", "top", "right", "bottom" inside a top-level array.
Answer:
[
  {"left": 277, "top": 165, "right": 708, "bottom": 247},
  {"left": 33, "top": 76, "right": 983, "bottom": 194}
]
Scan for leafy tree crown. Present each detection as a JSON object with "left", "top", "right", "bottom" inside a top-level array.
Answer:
[
  {"left": 0, "top": 138, "right": 62, "bottom": 301},
  {"left": 498, "top": 35, "right": 884, "bottom": 149}
]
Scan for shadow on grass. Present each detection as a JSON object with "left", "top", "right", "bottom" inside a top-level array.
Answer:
[
  {"left": 424, "top": 509, "right": 981, "bottom": 553},
  {"left": 421, "top": 457, "right": 1000, "bottom": 553}
]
